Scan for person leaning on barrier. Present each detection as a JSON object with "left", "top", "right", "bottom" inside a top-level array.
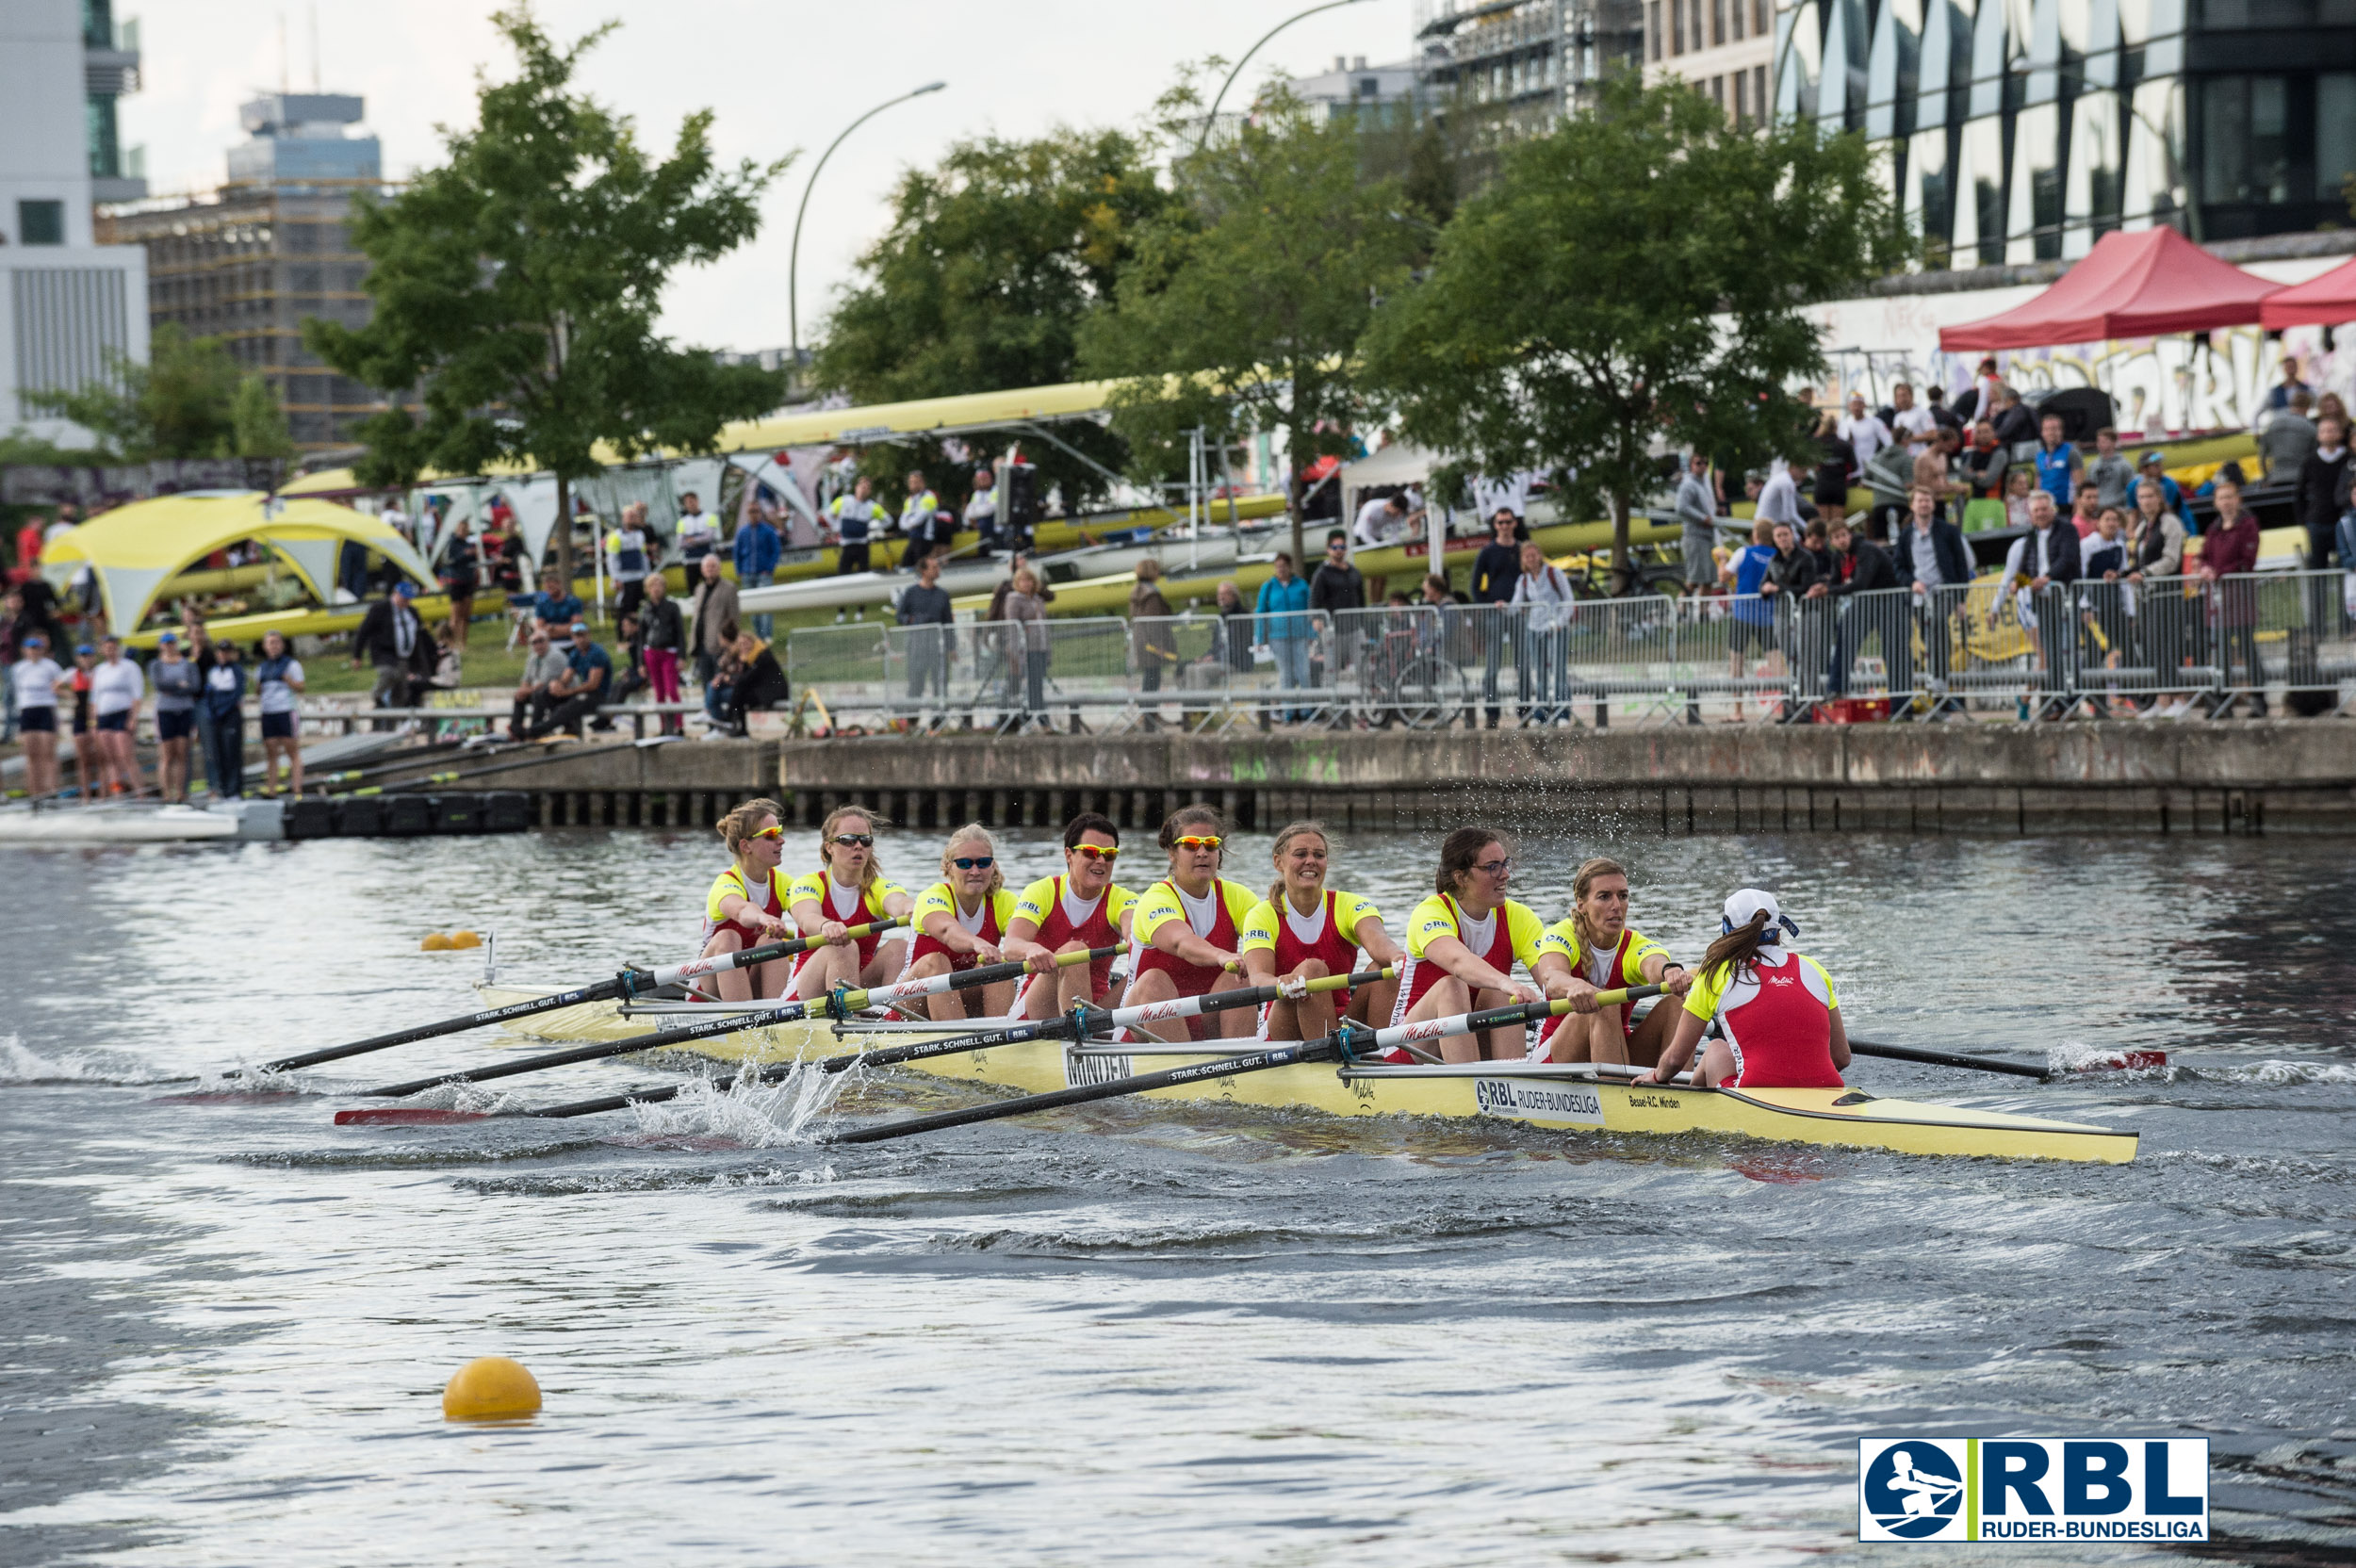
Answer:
[
  {"left": 1895, "top": 485, "right": 1972, "bottom": 718},
  {"left": 1128, "top": 559, "right": 1179, "bottom": 728},
  {"left": 899, "top": 551, "right": 957, "bottom": 726},
  {"left": 1469, "top": 512, "right": 1522, "bottom": 727},
  {"left": 2201, "top": 469, "right": 2266, "bottom": 718},
  {"left": 2298, "top": 415, "right": 2350, "bottom": 571},
  {"left": 2000, "top": 490, "right": 2083, "bottom": 716},
  {"left": 1811, "top": 518, "right": 1901, "bottom": 700}
]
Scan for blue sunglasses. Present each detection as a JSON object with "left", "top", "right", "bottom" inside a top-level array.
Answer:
[{"left": 952, "top": 856, "right": 993, "bottom": 870}]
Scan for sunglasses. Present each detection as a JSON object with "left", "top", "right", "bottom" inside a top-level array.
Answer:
[
  {"left": 951, "top": 856, "right": 993, "bottom": 870},
  {"left": 1475, "top": 858, "right": 1513, "bottom": 876},
  {"left": 749, "top": 825, "right": 784, "bottom": 841},
  {"left": 831, "top": 833, "right": 875, "bottom": 848},
  {"left": 1172, "top": 835, "right": 1223, "bottom": 851},
  {"left": 1072, "top": 843, "right": 1121, "bottom": 861}
]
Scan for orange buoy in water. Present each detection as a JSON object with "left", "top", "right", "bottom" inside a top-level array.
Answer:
[
  {"left": 420, "top": 933, "right": 452, "bottom": 952},
  {"left": 448, "top": 931, "right": 482, "bottom": 949},
  {"left": 442, "top": 1356, "right": 541, "bottom": 1421}
]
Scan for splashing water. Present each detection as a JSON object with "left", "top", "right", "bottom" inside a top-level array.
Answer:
[
  {"left": 0, "top": 1034, "right": 143, "bottom": 1085},
  {"left": 628, "top": 1061, "right": 855, "bottom": 1148}
]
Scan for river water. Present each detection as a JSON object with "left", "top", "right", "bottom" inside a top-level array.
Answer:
[{"left": 4, "top": 823, "right": 2353, "bottom": 1567}]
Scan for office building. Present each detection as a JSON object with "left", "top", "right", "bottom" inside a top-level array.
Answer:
[
  {"left": 1292, "top": 55, "right": 1423, "bottom": 128},
  {"left": 1771, "top": 0, "right": 2356, "bottom": 264},
  {"left": 0, "top": 0, "right": 150, "bottom": 443},
  {"left": 100, "top": 92, "right": 390, "bottom": 449},
  {"left": 1644, "top": 0, "right": 1775, "bottom": 126},
  {"left": 1415, "top": 0, "right": 1645, "bottom": 139}
]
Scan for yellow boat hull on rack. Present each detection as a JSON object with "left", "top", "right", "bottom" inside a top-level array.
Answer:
[{"left": 473, "top": 987, "right": 2137, "bottom": 1164}]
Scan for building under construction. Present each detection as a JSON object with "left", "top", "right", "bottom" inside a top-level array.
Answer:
[
  {"left": 96, "top": 92, "right": 390, "bottom": 451},
  {"left": 1414, "top": 0, "right": 1644, "bottom": 144}
]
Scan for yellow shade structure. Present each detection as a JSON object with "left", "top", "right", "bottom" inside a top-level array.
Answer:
[{"left": 40, "top": 491, "right": 437, "bottom": 638}]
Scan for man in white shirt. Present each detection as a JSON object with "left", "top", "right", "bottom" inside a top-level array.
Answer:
[
  {"left": 962, "top": 466, "right": 1002, "bottom": 555},
  {"left": 1889, "top": 383, "right": 1937, "bottom": 449},
  {"left": 1353, "top": 493, "right": 1407, "bottom": 549},
  {"left": 1840, "top": 393, "right": 1892, "bottom": 470},
  {"left": 675, "top": 492, "right": 720, "bottom": 567},
  {"left": 1755, "top": 459, "right": 1801, "bottom": 531}
]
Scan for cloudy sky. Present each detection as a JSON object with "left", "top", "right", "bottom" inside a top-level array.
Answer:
[{"left": 120, "top": 0, "right": 1420, "bottom": 355}]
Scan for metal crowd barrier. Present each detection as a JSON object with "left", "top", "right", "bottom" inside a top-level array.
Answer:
[{"left": 782, "top": 571, "right": 2356, "bottom": 732}]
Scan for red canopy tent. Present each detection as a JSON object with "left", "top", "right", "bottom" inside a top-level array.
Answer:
[
  {"left": 2258, "top": 254, "right": 2356, "bottom": 329},
  {"left": 1939, "top": 227, "right": 2282, "bottom": 351}
]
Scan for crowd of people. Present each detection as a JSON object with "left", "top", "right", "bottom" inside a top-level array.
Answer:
[{"left": 690, "top": 799, "right": 1850, "bottom": 1092}]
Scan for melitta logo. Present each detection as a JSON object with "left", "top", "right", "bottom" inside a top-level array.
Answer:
[{"left": 1858, "top": 1439, "right": 2208, "bottom": 1543}]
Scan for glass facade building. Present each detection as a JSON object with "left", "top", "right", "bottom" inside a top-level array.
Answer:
[{"left": 1772, "top": 0, "right": 2356, "bottom": 263}]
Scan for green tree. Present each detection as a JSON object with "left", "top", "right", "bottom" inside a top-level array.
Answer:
[
  {"left": 23, "top": 323, "right": 291, "bottom": 460},
  {"left": 1362, "top": 76, "right": 1913, "bottom": 583},
  {"left": 1079, "top": 86, "right": 1427, "bottom": 565},
  {"left": 305, "top": 8, "right": 789, "bottom": 587},
  {"left": 813, "top": 129, "right": 1175, "bottom": 516}
]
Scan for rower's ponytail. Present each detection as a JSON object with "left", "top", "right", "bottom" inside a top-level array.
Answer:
[
  {"left": 716, "top": 797, "right": 785, "bottom": 852},
  {"left": 1699, "top": 910, "right": 1772, "bottom": 988},
  {"left": 1266, "top": 820, "right": 1329, "bottom": 909}
]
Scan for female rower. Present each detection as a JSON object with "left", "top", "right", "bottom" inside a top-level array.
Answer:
[
  {"left": 1537, "top": 858, "right": 1692, "bottom": 1066},
  {"left": 1123, "top": 806, "right": 1262, "bottom": 1041},
  {"left": 1240, "top": 820, "right": 1403, "bottom": 1041},
  {"left": 902, "top": 824, "right": 1037, "bottom": 1022},
  {"left": 698, "top": 797, "right": 794, "bottom": 1001},
  {"left": 1394, "top": 825, "right": 1581, "bottom": 1063},
  {"left": 1006, "top": 812, "right": 1136, "bottom": 1019},
  {"left": 1638, "top": 889, "right": 1850, "bottom": 1089},
  {"left": 787, "top": 806, "right": 914, "bottom": 1001}
]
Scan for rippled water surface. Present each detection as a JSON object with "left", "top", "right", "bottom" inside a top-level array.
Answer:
[{"left": 4, "top": 823, "right": 2354, "bottom": 1566}]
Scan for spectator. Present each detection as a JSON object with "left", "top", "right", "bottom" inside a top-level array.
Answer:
[
  {"left": 1677, "top": 451, "right": 1718, "bottom": 591},
  {"left": 2260, "top": 390, "right": 2318, "bottom": 482},
  {"left": 829, "top": 475, "right": 882, "bottom": 575},
  {"left": 1811, "top": 411, "right": 1855, "bottom": 530},
  {"left": 963, "top": 466, "right": 1002, "bottom": 555},
  {"left": 1912, "top": 426, "right": 1966, "bottom": 514},
  {"left": 2071, "top": 487, "right": 2105, "bottom": 539},
  {"left": 1352, "top": 492, "right": 1407, "bottom": 550},
  {"left": 1839, "top": 392, "right": 1892, "bottom": 471},
  {"left": 11, "top": 560, "right": 64, "bottom": 658},
  {"left": 2031, "top": 411, "right": 2082, "bottom": 507},
  {"left": 1254, "top": 553, "right": 1315, "bottom": 724},
  {"left": 2000, "top": 489, "right": 2082, "bottom": 715},
  {"left": 723, "top": 629, "right": 789, "bottom": 735},
  {"left": 2136, "top": 449, "right": 2198, "bottom": 533},
  {"left": 352, "top": 579, "right": 432, "bottom": 727},
  {"left": 2004, "top": 465, "right": 2039, "bottom": 531},
  {"left": 1468, "top": 510, "right": 1522, "bottom": 727},
  {"left": 703, "top": 619, "right": 741, "bottom": 734},
  {"left": 529, "top": 621, "right": 611, "bottom": 739},
  {"left": 1924, "top": 382, "right": 1964, "bottom": 436},
  {"left": 676, "top": 491, "right": 720, "bottom": 570},
  {"left": 1991, "top": 385, "right": 2038, "bottom": 446},
  {"left": 691, "top": 553, "right": 740, "bottom": 695},
  {"left": 899, "top": 551, "right": 956, "bottom": 726},
  {"left": 526, "top": 568, "right": 583, "bottom": 643},
  {"left": 201, "top": 640, "right": 247, "bottom": 799},
  {"left": 439, "top": 516, "right": 480, "bottom": 645},
  {"left": 510, "top": 629, "right": 568, "bottom": 741},
  {"left": 1311, "top": 529, "right": 1365, "bottom": 617},
  {"left": 1128, "top": 560, "right": 1178, "bottom": 726},
  {"left": 1970, "top": 357, "right": 2005, "bottom": 423},
  {"left": 2265, "top": 354, "right": 2311, "bottom": 413},
  {"left": 1725, "top": 518, "right": 1781, "bottom": 685},
  {"left": 638, "top": 572, "right": 686, "bottom": 735},
  {"left": 2086, "top": 426, "right": 2135, "bottom": 513},
  {"left": 2299, "top": 415, "right": 2351, "bottom": 570},
  {"left": 253, "top": 628, "right": 304, "bottom": 796},
  {"left": 1212, "top": 580, "right": 1254, "bottom": 675},
  {"left": 1509, "top": 538, "right": 1574, "bottom": 725},
  {"left": 2127, "top": 477, "right": 2189, "bottom": 580},
  {"left": 1895, "top": 485, "right": 1972, "bottom": 716},
  {"left": 11, "top": 514, "right": 47, "bottom": 586},
  {"left": 1801, "top": 517, "right": 1836, "bottom": 580},
  {"left": 1003, "top": 565, "right": 1051, "bottom": 731},
  {"left": 150, "top": 631, "right": 199, "bottom": 802},
  {"left": 1889, "top": 382, "right": 1936, "bottom": 449},
  {"left": 1755, "top": 457, "right": 1801, "bottom": 532},
  {"left": 608, "top": 503, "right": 652, "bottom": 619},
  {"left": 89, "top": 633, "right": 143, "bottom": 796},
  {"left": 1812, "top": 517, "right": 1900, "bottom": 698},
  {"left": 603, "top": 610, "right": 646, "bottom": 727},
  {"left": 60, "top": 643, "right": 92, "bottom": 799},
  {"left": 730, "top": 503, "right": 778, "bottom": 640},
  {"left": 1962, "top": 420, "right": 2009, "bottom": 498},
  {"left": 2201, "top": 471, "right": 2265, "bottom": 716},
  {"left": 898, "top": 471, "right": 940, "bottom": 565},
  {"left": 10, "top": 632, "right": 64, "bottom": 795}
]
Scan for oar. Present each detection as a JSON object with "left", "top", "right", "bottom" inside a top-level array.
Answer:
[
  {"left": 1846, "top": 1037, "right": 2165, "bottom": 1078},
  {"left": 367, "top": 967, "right": 1395, "bottom": 1126},
  {"left": 825, "top": 986, "right": 1660, "bottom": 1147},
  {"left": 346, "top": 943, "right": 1120, "bottom": 1102},
  {"left": 246, "top": 919, "right": 906, "bottom": 1076}
]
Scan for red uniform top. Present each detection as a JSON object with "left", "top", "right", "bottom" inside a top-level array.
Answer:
[
  {"left": 1683, "top": 946, "right": 1844, "bottom": 1089},
  {"left": 1011, "top": 874, "right": 1136, "bottom": 1002}
]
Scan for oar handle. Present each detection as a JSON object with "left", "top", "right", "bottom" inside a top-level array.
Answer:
[{"left": 645, "top": 918, "right": 906, "bottom": 990}]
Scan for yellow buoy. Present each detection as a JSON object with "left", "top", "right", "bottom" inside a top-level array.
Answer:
[
  {"left": 448, "top": 931, "right": 482, "bottom": 949},
  {"left": 419, "top": 933, "right": 452, "bottom": 952},
  {"left": 442, "top": 1356, "right": 542, "bottom": 1421}
]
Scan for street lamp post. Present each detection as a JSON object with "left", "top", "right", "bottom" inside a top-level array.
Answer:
[
  {"left": 1194, "top": 0, "right": 1374, "bottom": 153},
  {"left": 788, "top": 80, "right": 948, "bottom": 367}
]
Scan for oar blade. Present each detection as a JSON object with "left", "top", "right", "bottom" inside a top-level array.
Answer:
[{"left": 334, "top": 1107, "right": 491, "bottom": 1125}]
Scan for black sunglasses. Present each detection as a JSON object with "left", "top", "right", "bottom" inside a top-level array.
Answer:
[{"left": 831, "top": 833, "right": 875, "bottom": 848}]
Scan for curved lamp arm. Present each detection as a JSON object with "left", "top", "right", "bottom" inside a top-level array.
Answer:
[{"left": 790, "top": 80, "right": 949, "bottom": 361}]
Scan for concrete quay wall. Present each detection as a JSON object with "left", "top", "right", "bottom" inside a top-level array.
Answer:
[{"left": 395, "top": 724, "right": 2356, "bottom": 836}]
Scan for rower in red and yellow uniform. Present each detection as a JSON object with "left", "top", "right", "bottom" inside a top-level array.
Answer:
[
  {"left": 901, "top": 823, "right": 1031, "bottom": 1022},
  {"left": 1640, "top": 889, "right": 1851, "bottom": 1089},
  {"left": 1395, "top": 825, "right": 1581, "bottom": 1062},
  {"left": 786, "top": 806, "right": 914, "bottom": 1002},
  {"left": 1005, "top": 811, "right": 1136, "bottom": 1021},
  {"left": 1535, "top": 857, "right": 1693, "bottom": 1066},
  {"left": 1123, "top": 806, "right": 1261, "bottom": 1042},
  {"left": 1240, "top": 819, "right": 1403, "bottom": 1041},
  {"left": 697, "top": 796, "right": 795, "bottom": 1001}
]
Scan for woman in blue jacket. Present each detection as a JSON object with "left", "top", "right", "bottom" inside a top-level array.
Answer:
[{"left": 1254, "top": 553, "right": 1315, "bottom": 723}]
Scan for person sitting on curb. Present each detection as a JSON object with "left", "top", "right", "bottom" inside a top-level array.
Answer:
[{"left": 509, "top": 629, "right": 569, "bottom": 741}]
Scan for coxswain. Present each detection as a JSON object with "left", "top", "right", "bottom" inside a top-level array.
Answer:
[
  {"left": 901, "top": 824, "right": 1031, "bottom": 1022},
  {"left": 1239, "top": 820, "right": 1403, "bottom": 1041},
  {"left": 1005, "top": 812, "right": 1136, "bottom": 1020},
  {"left": 697, "top": 798, "right": 794, "bottom": 1001},
  {"left": 1123, "top": 806, "right": 1262, "bottom": 1041},
  {"left": 1639, "top": 889, "right": 1850, "bottom": 1088},
  {"left": 1536, "top": 858, "right": 1692, "bottom": 1066},
  {"left": 787, "top": 806, "right": 914, "bottom": 1001},
  {"left": 1395, "top": 825, "right": 1580, "bottom": 1062}
]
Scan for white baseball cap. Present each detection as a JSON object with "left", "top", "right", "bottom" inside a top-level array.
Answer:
[{"left": 1722, "top": 888, "right": 1801, "bottom": 943}]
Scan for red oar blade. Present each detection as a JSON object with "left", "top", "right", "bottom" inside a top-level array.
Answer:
[
  {"left": 335, "top": 1107, "right": 492, "bottom": 1125},
  {"left": 2068, "top": 1050, "right": 2168, "bottom": 1073}
]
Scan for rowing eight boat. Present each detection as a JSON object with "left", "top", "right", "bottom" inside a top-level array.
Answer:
[{"left": 471, "top": 985, "right": 2138, "bottom": 1164}]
